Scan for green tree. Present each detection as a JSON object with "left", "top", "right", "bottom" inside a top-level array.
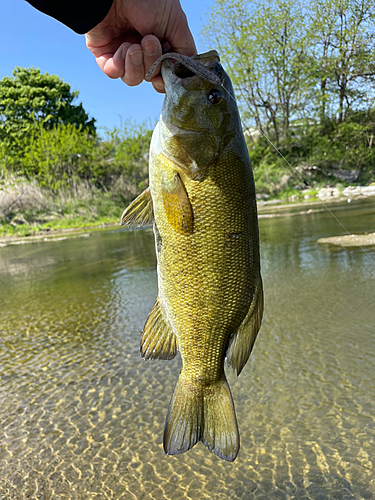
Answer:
[
  {"left": 113, "top": 120, "right": 153, "bottom": 199},
  {"left": 310, "top": 0, "right": 375, "bottom": 123},
  {"left": 203, "top": 0, "right": 313, "bottom": 145},
  {"left": 0, "top": 67, "right": 96, "bottom": 168},
  {"left": 21, "top": 123, "right": 97, "bottom": 193},
  {"left": 202, "top": 0, "right": 375, "bottom": 188}
]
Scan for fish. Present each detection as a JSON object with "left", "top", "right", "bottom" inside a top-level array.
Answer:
[{"left": 121, "top": 50, "right": 263, "bottom": 462}]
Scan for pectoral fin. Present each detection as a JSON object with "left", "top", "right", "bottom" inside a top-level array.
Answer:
[
  {"left": 121, "top": 187, "right": 153, "bottom": 227},
  {"left": 162, "top": 171, "right": 194, "bottom": 235},
  {"left": 226, "top": 277, "right": 264, "bottom": 376},
  {"left": 141, "top": 298, "right": 178, "bottom": 360}
]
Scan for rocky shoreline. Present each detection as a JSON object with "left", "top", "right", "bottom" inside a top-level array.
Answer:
[
  {"left": 317, "top": 184, "right": 375, "bottom": 201},
  {"left": 257, "top": 183, "right": 375, "bottom": 205}
]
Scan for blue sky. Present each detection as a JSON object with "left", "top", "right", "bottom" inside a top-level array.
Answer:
[{"left": 0, "top": 0, "right": 214, "bottom": 134}]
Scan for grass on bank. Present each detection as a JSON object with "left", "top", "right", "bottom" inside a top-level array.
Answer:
[
  {"left": 0, "top": 174, "right": 358, "bottom": 239},
  {"left": 0, "top": 177, "right": 125, "bottom": 238}
]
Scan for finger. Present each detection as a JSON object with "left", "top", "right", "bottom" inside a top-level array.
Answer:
[
  {"left": 151, "top": 75, "right": 165, "bottom": 94},
  {"left": 141, "top": 35, "right": 163, "bottom": 81},
  {"left": 95, "top": 53, "right": 112, "bottom": 74},
  {"left": 101, "top": 42, "right": 130, "bottom": 79},
  {"left": 122, "top": 44, "right": 145, "bottom": 86}
]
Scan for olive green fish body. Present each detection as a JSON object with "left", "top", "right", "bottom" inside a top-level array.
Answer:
[
  {"left": 121, "top": 51, "right": 263, "bottom": 462},
  {"left": 151, "top": 148, "right": 259, "bottom": 377}
]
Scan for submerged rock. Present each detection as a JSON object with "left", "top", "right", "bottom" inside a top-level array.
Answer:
[{"left": 318, "top": 232, "right": 375, "bottom": 247}]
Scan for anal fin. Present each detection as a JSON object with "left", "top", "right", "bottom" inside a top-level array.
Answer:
[
  {"left": 121, "top": 187, "right": 153, "bottom": 227},
  {"left": 141, "top": 298, "right": 177, "bottom": 360},
  {"left": 226, "top": 277, "right": 264, "bottom": 375}
]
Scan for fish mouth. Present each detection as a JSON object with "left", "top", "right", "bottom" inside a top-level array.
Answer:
[
  {"left": 161, "top": 50, "right": 221, "bottom": 86},
  {"left": 162, "top": 59, "right": 198, "bottom": 85},
  {"left": 165, "top": 59, "right": 197, "bottom": 80}
]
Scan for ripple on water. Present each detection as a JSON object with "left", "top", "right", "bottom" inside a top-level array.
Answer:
[{"left": 0, "top": 206, "right": 374, "bottom": 499}]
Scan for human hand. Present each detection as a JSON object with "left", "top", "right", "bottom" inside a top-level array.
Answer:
[{"left": 85, "top": 0, "right": 196, "bottom": 93}]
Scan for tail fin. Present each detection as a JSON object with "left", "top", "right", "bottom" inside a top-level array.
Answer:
[{"left": 163, "top": 374, "right": 239, "bottom": 462}]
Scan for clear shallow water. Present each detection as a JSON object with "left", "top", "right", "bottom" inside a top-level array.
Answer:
[{"left": 0, "top": 199, "right": 374, "bottom": 500}]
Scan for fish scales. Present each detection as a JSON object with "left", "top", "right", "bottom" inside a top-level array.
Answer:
[
  {"left": 121, "top": 50, "right": 263, "bottom": 462},
  {"left": 151, "top": 152, "right": 257, "bottom": 381}
]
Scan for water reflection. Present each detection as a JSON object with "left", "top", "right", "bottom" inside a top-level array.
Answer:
[{"left": 0, "top": 200, "right": 374, "bottom": 499}]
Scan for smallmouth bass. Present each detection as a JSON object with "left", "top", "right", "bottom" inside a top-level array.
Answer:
[{"left": 121, "top": 50, "right": 263, "bottom": 462}]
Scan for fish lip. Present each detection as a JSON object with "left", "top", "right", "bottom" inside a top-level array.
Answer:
[
  {"left": 163, "top": 120, "right": 205, "bottom": 135},
  {"left": 161, "top": 112, "right": 205, "bottom": 135}
]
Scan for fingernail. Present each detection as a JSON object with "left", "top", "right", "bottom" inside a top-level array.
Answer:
[
  {"left": 143, "top": 41, "right": 159, "bottom": 56},
  {"left": 129, "top": 51, "right": 143, "bottom": 65}
]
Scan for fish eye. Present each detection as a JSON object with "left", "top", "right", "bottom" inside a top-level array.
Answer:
[{"left": 208, "top": 89, "right": 223, "bottom": 105}]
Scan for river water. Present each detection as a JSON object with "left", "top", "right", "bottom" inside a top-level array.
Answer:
[{"left": 0, "top": 199, "right": 374, "bottom": 499}]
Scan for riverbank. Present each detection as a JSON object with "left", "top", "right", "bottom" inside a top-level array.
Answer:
[
  {"left": 0, "top": 198, "right": 320, "bottom": 245},
  {"left": 2, "top": 174, "right": 375, "bottom": 239},
  {"left": 1, "top": 192, "right": 374, "bottom": 247},
  {"left": 0, "top": 177, "right": 122, "bottom": 240},
  {"left": 0, "top": 221, "right": 119, "bottom": 247}
]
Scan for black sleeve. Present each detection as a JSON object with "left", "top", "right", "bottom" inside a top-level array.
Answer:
[{"left": 26, "top": 0, "right": 114, "bottom": 34}]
